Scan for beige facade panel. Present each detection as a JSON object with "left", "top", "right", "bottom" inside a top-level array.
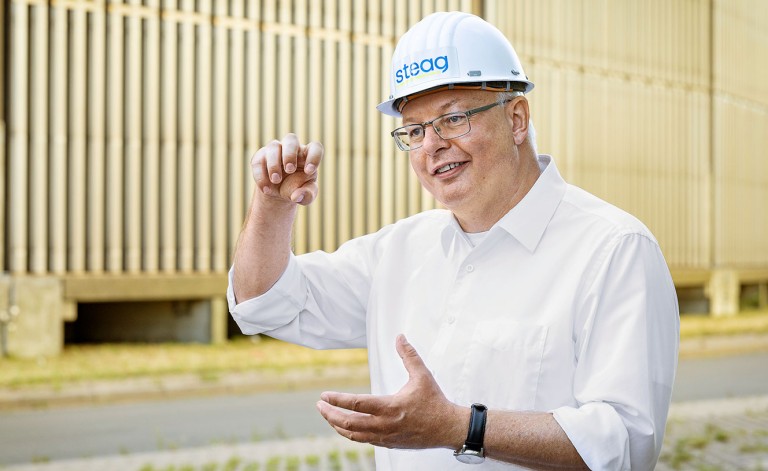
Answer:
[
  {"left": 8, "top": 1, "right": 29, "bottom": 274},
  {"left": 714, "top": 0, "right": 768, "bottom": 107},
  {"left": 0, "top": 0, "right": 5, "bottom": 274},
  {"left": 490, "top": 0, "right": 714, "bottom": 269},
  {"left": 714, "top": 98, "right": 768, "bottom": 267},
  {"left": 2, "top": 0, "right": 477, "bottom": 277},
  {"left": 29, "top": 3, "right": 48, "bottom": 274},
  {"left": 1, "top": 0, "right": 766, "bottom": 285},
  {"left": 712, "top": 0, "right": 768, "bottom": 267}
]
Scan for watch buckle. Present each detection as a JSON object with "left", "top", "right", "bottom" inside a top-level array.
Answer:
[{"left": 454, "top": 445, "right": 485, "bottom": 464}]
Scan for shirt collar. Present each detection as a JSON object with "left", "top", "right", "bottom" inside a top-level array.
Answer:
[{"left": 441, "top": 155, "right": 567, "bottom": 254}]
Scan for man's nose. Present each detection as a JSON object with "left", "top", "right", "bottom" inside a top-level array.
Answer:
[{"left": 420, "top": 124, "right": 448, "bottom": 155}]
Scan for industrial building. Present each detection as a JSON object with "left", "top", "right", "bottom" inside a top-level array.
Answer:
[{"left": 2, "top": 0, "right": 767, "bottom": 357}]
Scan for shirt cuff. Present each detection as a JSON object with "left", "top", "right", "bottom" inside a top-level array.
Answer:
[
  {"left": 227, "top": 254, "right": 307, "bottom": 335},
  {"left": 551, "top": 403, "right": 631, "bottom": 471}
]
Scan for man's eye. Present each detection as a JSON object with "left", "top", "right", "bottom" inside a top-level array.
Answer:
[
  {"left": 446, "top": 114, "right": 466, "bottom": 125},
  {"left": 409, "top": 127, "right": 424, "bottom": 139}
]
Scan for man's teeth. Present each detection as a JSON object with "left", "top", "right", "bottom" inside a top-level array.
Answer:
[{"left": 436, "top": 162, "right": 462, "bottom": 174}]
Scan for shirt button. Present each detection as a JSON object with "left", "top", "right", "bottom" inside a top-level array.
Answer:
[
  {"left": 465, "top": 264, "right": 474, "bottom": 272},
  {"left": 447, "top": 316, "right": 456, "bottom": 324}
]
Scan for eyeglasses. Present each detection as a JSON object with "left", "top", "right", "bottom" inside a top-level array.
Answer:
[{"left": 390, "top": 99, "right": 511, "bottom": 151}]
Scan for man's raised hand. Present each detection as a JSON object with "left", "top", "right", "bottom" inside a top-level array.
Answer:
[{"left": 251, "top": 133, "right": 323, "bottom": 206}]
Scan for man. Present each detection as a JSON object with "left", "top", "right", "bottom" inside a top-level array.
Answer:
[{"left": 228, "top": 11, "right": 679, "bottom": 470}]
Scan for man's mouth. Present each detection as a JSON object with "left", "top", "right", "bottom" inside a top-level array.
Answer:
[{"left": 434, "top": 162, "right": 465, "bottom": 175}]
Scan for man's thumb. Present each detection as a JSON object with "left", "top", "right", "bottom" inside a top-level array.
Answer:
[{"left": 396, "top": 334, "right": 427, "bottom": 377}]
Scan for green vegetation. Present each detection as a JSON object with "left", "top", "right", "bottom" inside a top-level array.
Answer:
[
  {"left": 0, "top": 311, "right": 766, "bottom": 393},
  {"left": 680, "top": 310, "right": 768, "bottom": 339},
  {"left": 264, "top": 456, "right": 281, "bottom": 471},
  {"left": 740, "top": 441, "right": 768, "bottom": 454},
  {"left": 0, "top": 336, "right": 367, "bottom": 389},
  {"left": 327, "top": 449, "right": 343, "bottom": 471},
  {"left": 284, "top": 455, "right": 301, "bottom": 471},
  {"left": 222, "top": 456, "right": 241, "bottom": 471}
]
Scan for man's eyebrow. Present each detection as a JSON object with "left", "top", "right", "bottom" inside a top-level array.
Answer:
[
  {"left": 402, "top": 99, "right": 462, "bottom": 124},
  {"left": 437, "top": 99, "right": 461, "bottom": 112}
]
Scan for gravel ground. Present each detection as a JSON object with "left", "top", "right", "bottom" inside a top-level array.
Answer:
[
  {"left": 3, "top": 396, "right": 766, "bottom": 471},
  {"left": 657, "top": 396, "right": 768, "bottom": 471}
]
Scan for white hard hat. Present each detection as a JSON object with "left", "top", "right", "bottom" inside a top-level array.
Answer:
[{"left": 377, "top": 12, "right": 534, "bottom": 117}]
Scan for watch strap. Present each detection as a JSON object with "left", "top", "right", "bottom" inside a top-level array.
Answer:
[{"left": 464, "top": 403, "right": 487, "bottom": 451}]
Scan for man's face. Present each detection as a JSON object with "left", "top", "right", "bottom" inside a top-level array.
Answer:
[{"left": 401, "top": 89, "right": 531, "bottom": 231}]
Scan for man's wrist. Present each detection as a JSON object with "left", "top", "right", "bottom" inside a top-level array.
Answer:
[{"left": 441, "top": 404, "right": 472, "bottom": 450}]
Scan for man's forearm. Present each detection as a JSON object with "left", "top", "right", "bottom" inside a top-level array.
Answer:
[
  {"left": 480, "top": 410, "right": 588, "bottom": 470},
  {"left": 232, "top": 188, "right": 298, "bottom": 302}
]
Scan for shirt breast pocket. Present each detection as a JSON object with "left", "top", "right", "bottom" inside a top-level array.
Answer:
[{"left": 456, "top": 320, "right": 548, "bottom": 411}]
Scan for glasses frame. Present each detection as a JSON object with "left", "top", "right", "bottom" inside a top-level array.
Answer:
[{"left": 390, "top": 99, "right": 512, "bottom": 151}]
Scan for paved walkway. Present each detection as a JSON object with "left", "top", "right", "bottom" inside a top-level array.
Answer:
[{"left": 3, "top": 396, "right": 766, "bottom": 471}]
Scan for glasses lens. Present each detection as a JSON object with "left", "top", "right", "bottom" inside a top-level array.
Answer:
[
  {"left": 393, "top": 124, "right": 424, "bottom": 150},
  {"left": 391, "top": 111, "right": 473, "bottom": 151},
  {"left": 434, "top": 113, "right": 470, "bottom": 140}
]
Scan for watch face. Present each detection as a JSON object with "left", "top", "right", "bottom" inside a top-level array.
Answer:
[{"left": 455, "top": 453, "right": 485, "bottom": 464}]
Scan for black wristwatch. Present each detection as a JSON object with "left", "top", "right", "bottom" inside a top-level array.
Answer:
[{"left": 454, "top": 403, "right": 487, "bottom": 464}]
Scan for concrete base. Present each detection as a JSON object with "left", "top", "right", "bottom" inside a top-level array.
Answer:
[
  {"left": 1, "top": 276, "right": 64, "bottom": 357},
  {"left": 1, "top": 273, "right": 229, "bottom": 357}
]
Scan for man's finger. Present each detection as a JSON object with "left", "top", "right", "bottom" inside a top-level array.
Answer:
[
  {"left": 250, "top": 148, "right": 266, "bottom": 184},
  {"left": 264, "top": 140, "right": 284, "bottom": 184},
  {"left": 316, "top": 400, "right": 376, "bottom": 433},
  {"left": 302, "top": 141, "right": 324, "bottom": 175},
  {"left": 281, "top": 133, "right": 299, "bottom": 174},
  {"left": 290, "top": 181, "right": 318, "bottom": 206},
  {"left": 320, "top": 391, "right": 386, "bottom": 414}
]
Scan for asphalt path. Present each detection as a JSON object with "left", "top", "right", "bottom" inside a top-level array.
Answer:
[
  {"left": 1, "top": 352, "right": 767, "bottom": 465},
  {"left": 671, "top": 351, "right": 768, "bottom": 401}
]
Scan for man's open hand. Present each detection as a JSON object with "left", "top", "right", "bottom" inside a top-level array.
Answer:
[{"left": 316, "top": 334, "right": 467, "bottom": 450}]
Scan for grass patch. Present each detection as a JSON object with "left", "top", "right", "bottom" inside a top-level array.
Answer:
[
  {"left": 2, "top": 312, "right": 766, "bottom": 390},
  {"left": 680, "top": 310, "right": 768, "bottom": 339},
  {"left": 285, "top": 456, "right": 301, "bottom": 471},
  {"left": 0, "top": 336, "right": 367, "bottom": 388},
  {"left": 740, "top": 441, "right": 768, "bottom": 453}
]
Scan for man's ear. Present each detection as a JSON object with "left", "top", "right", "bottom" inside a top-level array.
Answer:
[{"left": 505, "top": 96, "right": 530, "bottom": 146}]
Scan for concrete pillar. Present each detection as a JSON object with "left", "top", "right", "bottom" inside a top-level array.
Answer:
[
  {"left": 4, "top": 277, "right": 64, "bottom": 357},
  {"left": 0, "top": 276, "right": 12, "bottom": 356},
  {"left": 706, "top": 270, "right": 740, "bottom": 317},
  {"left": 210, "top": 296, "right": 227, "bottom": 344},
  {"left": 758, "top": 283, "right": 768, "bottom": 310}
]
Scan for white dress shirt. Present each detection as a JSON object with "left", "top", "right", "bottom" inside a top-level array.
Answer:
[{"left": 228, "top": 155, "right": 679, "bottom": 470}]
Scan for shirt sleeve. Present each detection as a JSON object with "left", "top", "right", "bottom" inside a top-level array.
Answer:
[
  {"left": 227, "top": 229, "right": 389, "bottom": 350},
  {"left": 551, "top": 232, "right": 680, "bottom": 471}
]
